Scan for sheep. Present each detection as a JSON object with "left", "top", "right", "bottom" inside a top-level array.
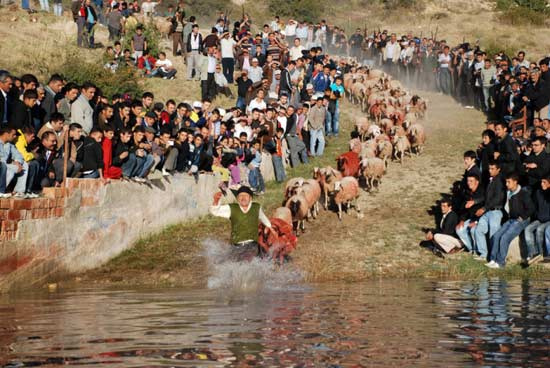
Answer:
[
  {"left": 284, "top": 177, "right": 305, "bottom": 201},
  {"left": 355, "top": 116, "right": 370, "bottom": 140},
  {"left": 314, "top": 166, "right": 343, "bottom": 210},
  {"left": 393, "top": 135, "right": 411, "bottom": 164},
  {"left": 407, "top": 123, "right": 426, "bottom": 155},
  {"left": 333, "top": 177, "right": 361, "bottom": 221},
  {"left": 379, "top": 118, "right": 394, "bottom": 134},
  {"left": 360, "top": 140, "right": 378, "bottom": 159},
  {"left": 272, "top": 206, "right": 292, "bottom": 226},
  {"left": 154, "top": 18, "right": 172, "bottom": 40},
  {"left": 377, "top": 140, "right": 393, "bottom": 167},
  {"left": 361, "top": 157, "right": 385, "bottom": 191},
  {"left": 291, "top": 179, "right": 321, "bottom": 219},
  {"left": 285, "top": 193, "right": 310, "bottom": 235}
]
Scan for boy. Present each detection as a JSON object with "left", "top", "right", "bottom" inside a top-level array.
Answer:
[
  {"left": 81, "top": 128, "right": 104, "bottom": 179},
  {"left": 248, "top": 140, "right": 265, "bottom": 194}
]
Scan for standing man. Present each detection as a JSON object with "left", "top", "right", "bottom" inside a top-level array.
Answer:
[
  {"left": 438, "top": 46, "right": 452, "bottom": 95},
  {"left": 220, "top": 31, "right": 236, "bottom": 83},
  {"left": 71, "top": 82, "right": 96, "bottom": 135},
  {"left": 308, "top": 97, "right": 326, "bottom": 157},
  {"left": 42, "top": 74, "right": 64, "bottom": 123},
  {"left": 210, "top": 186, "right": 274, "bottom": 261},
  {"left": 348, "top": 28, "right": 364, "bottom": 60},
  {"left": 0, "top": 71, "right": 12, "bottom": 127},
  {"left": 494, "top": 122, "right": 520, "bottom": 176},
  {"left": 186, "top": 24, "right": 203, "bottom": 81}
]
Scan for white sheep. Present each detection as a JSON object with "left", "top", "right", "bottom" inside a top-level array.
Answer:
[
  {"left": 333, "top": 177, "right": 361, "bottom": 221},
  {"left": 361, "top": 157, "right": 385, "bottom": 191}
]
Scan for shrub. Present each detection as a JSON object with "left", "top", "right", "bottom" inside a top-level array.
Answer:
[
  {"left": 185, "top": 0, "right": 231, "bottom": 18},
  {"left": 122, "top": 21, "right": 161, "bottom": 57},
  {"left": 496, "top": 0, "right": 549, "bottom": 26},
  {"left": 57, "top": 54, "right": 143, "bottom": 99},
  {"left": 268, "top": 0, "right": 325, "bottom": 23}
]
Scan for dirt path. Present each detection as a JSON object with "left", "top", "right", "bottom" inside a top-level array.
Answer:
[{"left": 293, "top": 91, "right": 484, "bottom": 281}]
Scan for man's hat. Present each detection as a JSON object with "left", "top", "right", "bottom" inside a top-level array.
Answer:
[
  {"left": 145, "top": 111, "right": 157, "bottom": 119},
  {"left": 144, "top": 126, "right": 156, "bottom": 134},
  {"left": 236, "top": 185, "right": 254, "bottom": 197}
]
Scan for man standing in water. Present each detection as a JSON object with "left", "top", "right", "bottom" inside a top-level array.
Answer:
[{"left": 210, "top": 186, "right": 274, "bottom": 260}]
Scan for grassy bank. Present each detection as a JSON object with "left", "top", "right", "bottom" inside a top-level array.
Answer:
[{"left": 80, "top": 93, "right": 550, "bottom": 289}]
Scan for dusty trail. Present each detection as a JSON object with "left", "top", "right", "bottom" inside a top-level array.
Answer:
[{"left": 294, "top": 91, "right": 485, "bottom": 281}]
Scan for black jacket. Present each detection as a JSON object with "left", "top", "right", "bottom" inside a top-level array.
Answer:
[
  {"left": 0, "top": 90, "right": 10, "bottom": 125},
  {"left": 482, "top": 174, "right": 506, "bottom": 212},
  {"left": 81, "top": 136, "right": 104, "bottom": 172},
  {"left": 460, "top": 185, "right": 485, "bottom": 221},
  {"left": 534, "top": 188, "right": 550, "bottom": 223},
  {"left": 506, "top": 187, "right": 535, "bottom": 220},
  {"left": 186, "top": 32, "right": 203, "bottom": 53},
  {"left": 112, "top": 140, "right": 130, "bottom": 167},
  {"left": 522, "top": 151, "right": 550, "bottom": 188},
  {"left": 279, "top": 68, "right": 293, "bottom": 96},
  {"left": 477, "top": 141, "right": 497, "bottom": 186},
  {"left": 496, "top": 134, "right": 520, "bottom": 175},
  {"left": 437, "top": 210, "right": 459, "bottom": 237},
  {"left": 524, "top": 79, "right": 550, "bottom": 111},
  {"left": 9, "top": 100, "right": 32, "bottom": 130}
]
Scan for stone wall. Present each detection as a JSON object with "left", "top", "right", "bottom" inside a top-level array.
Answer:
[{"left": 0, "top": 173, "right": 223, "bottom": 291}]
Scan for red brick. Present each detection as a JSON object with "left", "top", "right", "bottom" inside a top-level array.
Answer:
[
  {"left": 54, "top": 207, "right": 64, "bottom": 217},
  {"left": 42, "top": 187, "right": 57, "bottom": 199},
  {"left": 11, "top": 199, "right": 32, "bottom": 210},
  {"left": 30, "top": 209, "right": 46, "bottom": 219},
  {"left": 0, "top": 210, "right": 7, "bottom": 220},
  {"left": 80, "top": 197, "right": 98, "bottom": 207},
  {"left": 7, "top": 210, "right": 25, "bottom": 221},
  {"left": 55, "top": 198, "right": 66, "bottom": 207},
  {"left": 47, "top": 198, "right": 56, "bottom": 208},
  {"left": 0, "top": 199, "right": 11, "bottom": 209},
  {"left": 1, "top": 220, "right": 18, "bottom": 231}
]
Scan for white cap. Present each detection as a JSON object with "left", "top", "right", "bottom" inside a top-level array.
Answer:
[
  {"left": 252, "top": 58, "right": 259, "bottom": 62},
  {"left": 193, "top": 101, "right": 202, "bottom": 109},
  {"left": 306, "top": 83, "right": 313, "bottom": 89}
]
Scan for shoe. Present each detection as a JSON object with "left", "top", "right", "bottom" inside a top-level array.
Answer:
[
  {"left": 0, "top": 193, "right": 11, "bottom": 198},
  {"left": 464, "top": 105, "right": 474, "bottom": 109},
  {"left": 473, "top": 255, "right": 486, "bottom": 261},
  {"left": 484, "top": 260, "right": 496, "bottom": 267},
  {"left": 26, "top": 192, "right": 39, "bottom": 198},
  {"left": 14, "top": 192, "right": 27, "bottom": 199},
  {"left": 133, "top": 177, "right": 146, "bottom": 183},
  {"left": 162, "top": 169, "right": 171, "bottom": 176},
  {"left": 485, "top": 261, "right": 500, "bottom": 269}
]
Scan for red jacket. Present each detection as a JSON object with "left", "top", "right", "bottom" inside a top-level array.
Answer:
[{"left": 102, "top": 137, "right": 122, "bottom": 179}]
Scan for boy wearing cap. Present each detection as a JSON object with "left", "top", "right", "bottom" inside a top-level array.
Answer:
[{"left": 210, "top": 185, "right": 273, "bottom": 260}]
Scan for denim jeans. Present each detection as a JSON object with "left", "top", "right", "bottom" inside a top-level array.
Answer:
[
  {"left": 222, "top": 58, "right": 234, "bottom": 83},
  {"left": 53, "top": 3, "right": 62, "bottom": 16},
  {"left": 236, "top": 97, "right": 246, "bottom": 111},
  {"left": 545, "top": 226, "right": 550, "bottom": 257},
  {"left": 137, "top": 154, "right": 154, "bottom": 178},
  {"left": 248, "top": 167, "right": 264, "bottom": 192},
  {"left": 22, "top": 0, "right": 30, "bottom": 9},
  {"left": 524, "top": 220, "right": 550, "bottom": 257},
  {"left": 0, "top": 162, "right": 7, "bottom": 193},
  {"left": 490, "top": 219, "right": 530, "bottom": 266},
  {"left": 272, "top": 155, "right": 286, "bottom": 182},
  {"left": 86, "top": 22, "right": 95, "bottom": 47},
  {"left": 473, "top": 210, "right": 503, "bottom": 258},
  {"left": 83, "top": 170, "right": 100, "bottom": 179},
  {"left": 121, "top": 154, "right": 138, "bottom": 177},
  {"left": 439, "top": 68, "right": 451, "bottom": 95},
  {"left": 6, "top": 162, "right": 29, "bottom": 193},
  {"left": 482, "top": 86, "right": 491, "bottom": 112},
  {"left": 324, "top": 109, "right": 333, "bottom": 136},
  {"left": 456, "top": 219, "right": 474, "bottom": 252},
  {"left": 39, "top": 0, "right": 49, "bottom": 11},
  {"left": 309, "top": 128, "right": 325, "bottom": 156},
  {"left": 332, "top": 105, "right": 340, "bottom": 136}
]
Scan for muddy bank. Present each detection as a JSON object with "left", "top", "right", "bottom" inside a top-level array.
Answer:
[{"left": 73, "top": 92, "right": 550, "bottom": 290}]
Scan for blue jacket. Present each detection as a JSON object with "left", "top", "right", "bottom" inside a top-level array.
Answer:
[
  {"left": 0, "top": 140, "right": 24, "bottom": 164},
  {"left": 313, "top": 72, "right": 330, "bottom": 93}
]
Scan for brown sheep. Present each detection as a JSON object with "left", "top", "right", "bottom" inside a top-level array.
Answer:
[
  {"left": 285, "top": 193, "right": 309, "bottom": 235},
  {"left": 360, "top": 140, "right": 378, "bottom": 159},
  {"left": 295, "top": 179, "right": 322, "bottom": 218},
  {"left": 361, "top": 157, "right": 385, "bottom": 191},
  {"left": 407, "top": 123, "right": 426, "bottom": 155},
  {"left": 284, "top": 177, "right": 305, "bottom": 201},
  {"left": 333, "top": 177, "right": 361, "bottom": 221},
  {"left": 393, "top": 135, "right": 411, "bottom": 164},
  {"left": 314, "top": 166, "right": 343, "bottom": 210},
  {"left": 272, "top": 206, "right": 292, "bottom": 226},
  {"left": 377, "top": 140, "right": 393, "bottom": 168}
]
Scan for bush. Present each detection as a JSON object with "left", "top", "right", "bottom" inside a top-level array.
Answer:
[
  {"left": 122, "top": 21, "right": 161, "bottom": 57},
  {"left": 185, "top": 0, "right": 231, "bottom": 18},
  {"left": 268, "top": 0, "right": 325, "bottom": 23},
  {"left": 496, "top": 0, "right": 549, "bottom": 26},
  {"left": 58, "top": 54, "right": 143, "bottom": 99}
]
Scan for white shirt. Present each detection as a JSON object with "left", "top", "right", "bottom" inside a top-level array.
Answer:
[
  {"left": 190, "top": 32, "right": 200, "bottom": 50},
  {"left": 270, "top": 21, "right": 279, "bottom": 32},
  {"left": 220, "top": 38, "right": 236, "bottom": 59},
  {"left": 289, "top": 45, "right": 305, "bottom": 61},
  {"left": 207, "top": 56, "right": 217, "bottom": 73},
  {"left": 155, "top": 59, "right": 172, "bottom": 71},
  {"left": 234, "top": 123, "right": 253, "bottom": 141},
  {"left": 248, "top": 66, "right": 263, "bottom": 83},
  {"left": 248, "top": 98, "right": 266, "bottom": 113},
  {"left": 215, "top": 72, "right": 228, "bottom": 87},
  {"left": 209, "top": 203, "right": 272, "bottom": 229},
  {"left": 141, "top": 1, "right": 158, "bottom": 15},
  {"left": 385, "top": 42, "right": 397, "bottom": 60},
  {"left": 438, "top": 53, "right": 451, "bottom": 68},
  {"left": 285, "top": 22, "right": 297, "bottom": 36}
]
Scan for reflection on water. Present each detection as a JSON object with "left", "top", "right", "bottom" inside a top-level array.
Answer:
[{"left": 1, "top": 278, "right": 549, "bottom": 367}]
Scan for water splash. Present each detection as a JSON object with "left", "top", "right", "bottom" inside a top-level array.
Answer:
[{"left": 202, "top": 239, "right": 303, "bottom": 293}]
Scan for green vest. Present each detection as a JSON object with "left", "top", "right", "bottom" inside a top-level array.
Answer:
[{"left": 229, "top": 202, "right": 260, "bottom": 244}]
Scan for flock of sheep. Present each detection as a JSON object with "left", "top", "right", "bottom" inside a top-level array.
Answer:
[{"left": 269, "top": 66, "right": 428, "bottom": 235}]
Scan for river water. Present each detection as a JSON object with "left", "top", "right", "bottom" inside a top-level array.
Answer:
[{"left": 1, "top": 278, "right": 550, "bottom": 367}]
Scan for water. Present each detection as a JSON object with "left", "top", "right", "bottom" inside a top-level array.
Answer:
[{"left": 1, "top": 278, "right": 550, "bottom": 367}]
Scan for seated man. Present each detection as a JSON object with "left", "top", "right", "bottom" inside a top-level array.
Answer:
[
  {"left": 456, "top": 174, "right": 485, "bottom": 255},
  {"left": 14, "top": 125, "right": 42, "bottom": 192},
  {"left": 154, "top": 52, "right": 177, "bottom": 79},
  {"left": 0, "top": 126, "right": 35, "bottom": 198},
  {"left": 425, "top": 198, "right": 461, "bottom": 256},
  {"left": 127, "top": 126, "right": 154, "bottom": 181},
  {"left": 472, "top": 161, "right": 505, "bottom": 261},
  {"left": 81, "top": 128, "right": 104, "bottom": 179},
  {"left": 101, "top": 126, "right": 122, "bottom": 180},
  {"left": 523, "top": 176, "right": 550, "bottom": 265},
  {"left": 0, "top": 161, "right": 7, "bottom": 198},
  {"left": 487, "top": 172, "right": 535, "bottom": 269},
  {"left": 35, "top": 131, "right": 63, "bottom": 188}
]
